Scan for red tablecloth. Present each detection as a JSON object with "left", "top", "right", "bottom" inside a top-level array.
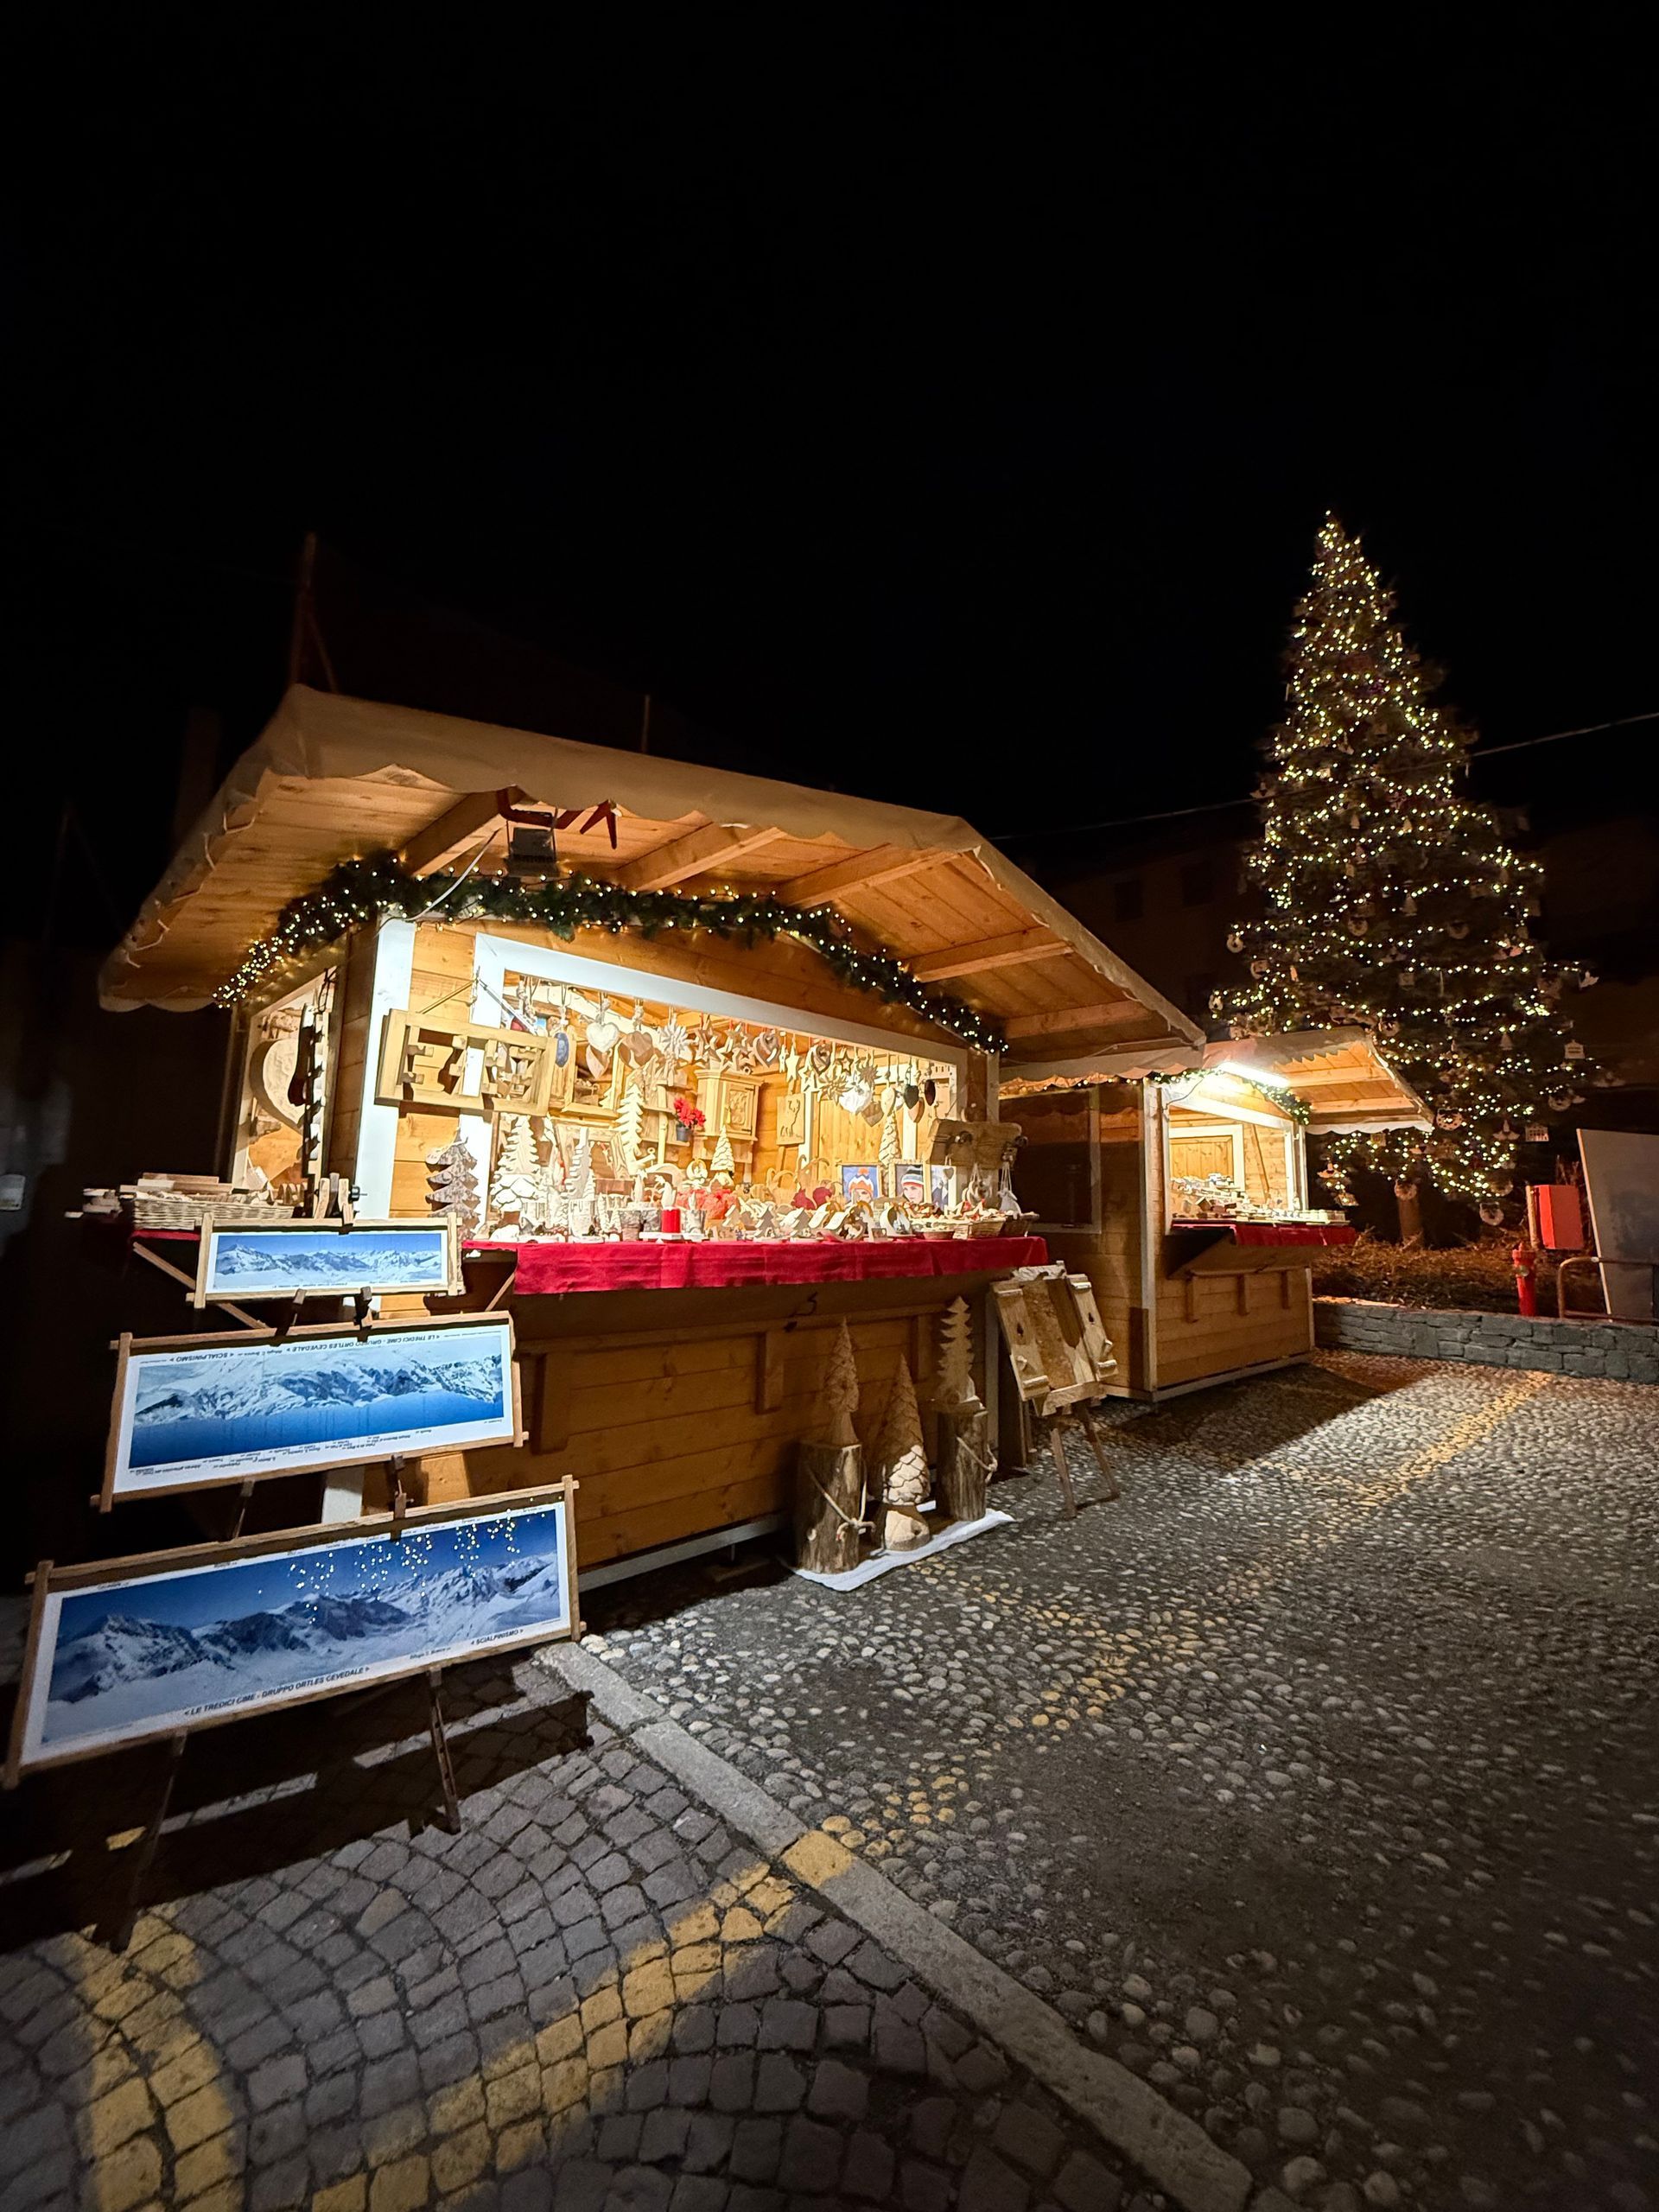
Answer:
[
  {"left": 1169, "top": 1219, "right": 1357, "bottom": 1248},
  {"left": 463, "top": 1235, "right": 1050, "bottom": 1295}
]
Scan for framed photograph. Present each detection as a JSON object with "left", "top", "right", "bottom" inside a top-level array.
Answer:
[
  {"left": 840, "top": 1164, "right": 879, "bottom": 1205},
  {"left": 103, "top": 1314, "right": 521, "bottom": 1508},
  {"left": 930, "top": 1164, "right": 954, "bottom": 1211},
  {"left": 6, "top": 1490, "right": 574, "bottom": 1780},
  {"left": 194, "top": 1217, "right": 463, "bottom": 1306},
  {"left": 894, "top": 1160, "right": 928, "bottom": 1205}
]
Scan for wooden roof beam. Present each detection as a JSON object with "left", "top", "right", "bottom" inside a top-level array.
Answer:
[
  {"left": 910, "top": 929, "right": 1066, "bottom": 982},
  {"left": 398, "top": 791, "right": 516, "bottom": 877},
  {"left": 775, "top": 844, "right": 943, "bottom": 908},
  {"left": 1258, "top": 1064, "right": 1383, "bottom": 1089},
  {"left": 1002, "top": 1000, "right": 1177, "bottom": 1044},
  {"left": 613, "top": 822, "right": 785, "bottom": 893}
]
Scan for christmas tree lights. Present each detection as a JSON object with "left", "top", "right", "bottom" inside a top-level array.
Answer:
[{"left": 1218, "top": 516, "right": 1594, "bottom": 1219}]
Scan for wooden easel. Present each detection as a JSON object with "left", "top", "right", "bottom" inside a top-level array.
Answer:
[
  {"left": 1032, "top": 1396, "right": 1120, "bottom": 1516},
  {"left": 107, "top": 1660, "right": 463, "bottom": 1952},
  {"left": 994, "top": 1265, "right": 1122, "bottom": 1515}
]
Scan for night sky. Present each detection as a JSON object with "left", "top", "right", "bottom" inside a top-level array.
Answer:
[{"left": 18, "top": 22, "right": 1653, "bottom": 941}]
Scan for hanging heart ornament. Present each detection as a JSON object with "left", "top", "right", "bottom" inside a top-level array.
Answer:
[
  {"left": 586, "top": 1001, "right": 621, "bottom": 1055},
  {"left": 624, "top": 1004, "right": 657, "bottom": 1063}
]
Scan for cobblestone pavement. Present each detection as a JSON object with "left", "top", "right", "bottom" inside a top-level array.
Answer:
[
  {"left": 0, "top": 1655, "right": 1147, "bottom": 2212},
  {"left": 587, "top": 1353, "right": 1659, "bottom": 2212}
]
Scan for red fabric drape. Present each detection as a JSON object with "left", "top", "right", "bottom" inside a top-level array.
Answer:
[
  {"left": 463, "top": 1235, "right": 1051, "bottom": 1295},
  {"left": 1168, "top": 1220, "right": 1356, "bottom": 1248}
]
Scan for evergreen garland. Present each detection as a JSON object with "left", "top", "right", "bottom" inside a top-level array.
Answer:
[{"left": 215, "top": 855, "right": 1006, "bottom": 1052}]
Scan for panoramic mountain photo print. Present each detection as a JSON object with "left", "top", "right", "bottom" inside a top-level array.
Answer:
[
  {"left": 108, "top": 1318, "right": 517, "bottom": 1497},
  {"left": 200, "top": 1223, "right": 457, "bottom": 1300},
  {"left": 16, "top": 1498, "right": 569, "bottom": 1768}
]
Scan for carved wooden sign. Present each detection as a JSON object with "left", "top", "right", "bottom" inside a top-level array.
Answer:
[{"left": 377, "top": 1010, "right": 553, "bottom": 1116}]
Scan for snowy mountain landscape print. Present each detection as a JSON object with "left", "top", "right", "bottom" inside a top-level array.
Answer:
[
  {"left": 110, "top": 1319, "right": 516, "bottom": 1496},
  {"left": 202, "top": 1224, "right": 454, "bottom": 1300},
  {"left": 18, "top": 1500, "right": 569, "bottom": 1767}
]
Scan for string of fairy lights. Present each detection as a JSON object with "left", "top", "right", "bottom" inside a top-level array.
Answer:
[
  {"left": 213, "top": 855, "right": 1008, "bottom": 1052},
  {"left": 1220, "top": 515, "right": 1596, "bottom": 1216}
]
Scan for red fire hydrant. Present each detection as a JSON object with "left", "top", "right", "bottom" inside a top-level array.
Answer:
[{"left": 1512, "top": 1241, "right": 1540, "bottom": 1317}]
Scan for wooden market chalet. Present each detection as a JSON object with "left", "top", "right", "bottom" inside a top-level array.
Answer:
[{"left": 98, "top": 684, "right": 1427, "bottom": 1585}]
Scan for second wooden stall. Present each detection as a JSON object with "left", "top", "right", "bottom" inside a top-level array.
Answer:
[{"left": 1001, "top": 1030, "right": 1428, "bottom": 1400}]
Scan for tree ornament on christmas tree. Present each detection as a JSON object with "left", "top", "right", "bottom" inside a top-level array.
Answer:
[
  {"left": 1217, "top": 513, "right": 1592, "bottom": 1224},
  {"left": 426, "top": 1136, "right": 480, "bottom": 1238}
]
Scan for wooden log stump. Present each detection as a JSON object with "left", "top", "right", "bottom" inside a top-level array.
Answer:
[
  {"left": 794, "top": 1442, "right": 866, "bottom": 1573},
  {"left": 936, "top": 1402, "right": 990, "bottom": 1523}
]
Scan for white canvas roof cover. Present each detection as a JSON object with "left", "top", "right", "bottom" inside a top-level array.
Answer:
[
  {"left": 999, "top": 1026, "right": 1430, "bottom": 1132},
  {"left": 99, "top": 685, "right": 1203, "bottom": 1064}
]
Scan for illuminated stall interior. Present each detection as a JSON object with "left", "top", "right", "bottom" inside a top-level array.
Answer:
[{"left": 1002, "top": 1030, "right": 1428, "bottom": 1400}]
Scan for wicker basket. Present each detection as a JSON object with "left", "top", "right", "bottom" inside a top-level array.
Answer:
[{"left": 131, "top": 1192, "right": 296, "bottom": 1230}]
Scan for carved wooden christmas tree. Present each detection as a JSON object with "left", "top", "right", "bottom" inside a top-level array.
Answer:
[
  {"left": 565, "top": 1130, "right": 595, "bottom": 1238},
  {"left": 878, "top": 1108, "right": 899, "bottom": 1192},
  {"left": 793, "top": 1321, "right": 865, "bottom": 1573},
  {"left": 875, "top": 1356, "right": 930, "bottom": 1550},
  {"left": 932, "top": 1297, "right": 974, "bottom": 1406},
  {"left": 614, "top": 1078, "right": 645, "bottom": 1173},
  {"left": 489, "top": 1115, "right": 538, "bottom": 1230},
  {"left": 426, "top": 1136, "right": 480, "bottom": 1238},
  {"left": 932, "top": 1297, "right": 989, "bottom": 1522},
  {"left": 709, "top": 1128, "right": 736, "bottom": 1184}
]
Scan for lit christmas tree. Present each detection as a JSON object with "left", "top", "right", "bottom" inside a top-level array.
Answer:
[{"left": 1220, "top": 515, "right": 1595, "bottom": 1229}]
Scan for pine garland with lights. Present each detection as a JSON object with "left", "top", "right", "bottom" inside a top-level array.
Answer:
[
  {"left": 1143, "top": 1068, "right": 1312, "bottom": 1126},
  {"left": 1217, "top": 515, "right": 1595, "bottom": 1219},
  {"left": 214, "top": 855, "right": 1006, "bottom": 1052}
]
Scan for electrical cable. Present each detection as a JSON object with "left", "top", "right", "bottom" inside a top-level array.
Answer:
[{"left": 990, "top": 709, "right": 1658, "bottom": 842}]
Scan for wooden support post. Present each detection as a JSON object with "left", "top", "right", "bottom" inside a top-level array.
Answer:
[
  {"left": 1046, "top": 1415, "right": 1081, "bottom": 1518},
  {"left": 111, "top": 1733, "right": 188, "bottom": 1953},
  {"left": 755, "top": 1330, "right": 785, "bottom": 1413},
  {"left": 387, "top": 1457, "right": 410, "bottom": 1533},
  {"left": 1077, "top": 1402, "right": 1121, "bottom": 1502},
  {"left": 426, "top": 1669, "right": 461, "bottom": 1834}
]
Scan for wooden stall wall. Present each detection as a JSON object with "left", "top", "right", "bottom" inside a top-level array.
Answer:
[
  {"left": 321, "top": 930, "right": 379, "bottom": 1183},
  {"left": 1006, "top": 1090, "right": 1149, "bottom": 1395},
  {"left": 415, "top": 1281, "right": 992, "bottom": 1567}
]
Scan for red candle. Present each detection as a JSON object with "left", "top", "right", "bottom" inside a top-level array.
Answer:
[{"left": 659, "top": 1208, "right": 681, "bottom": 1235}]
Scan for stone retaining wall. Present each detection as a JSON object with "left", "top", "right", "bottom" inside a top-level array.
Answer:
[{"left": 1314, "top": 1296, "right": 1659, "bottom": 1382}]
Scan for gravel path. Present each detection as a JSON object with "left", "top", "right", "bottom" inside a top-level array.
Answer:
[{"left": 586, "top": 1352, "right": 1659, "bottom": 2212}]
